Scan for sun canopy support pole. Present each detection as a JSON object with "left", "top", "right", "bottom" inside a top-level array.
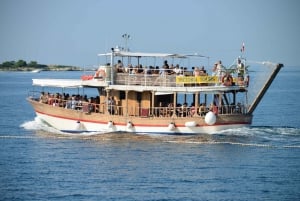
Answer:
[{"left": 247, "top": 63, "right": 284, "bottom": 114}]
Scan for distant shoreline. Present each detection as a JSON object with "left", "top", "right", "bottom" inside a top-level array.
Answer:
[
  {"left": 0, "top": 66, "right": 83, "bottom": 72},
  {"left": 0, "top": 60, "right": 83, "bottom": 72},
  {"left": 0, "top": 68, "right": 83, "bottom": 72}
]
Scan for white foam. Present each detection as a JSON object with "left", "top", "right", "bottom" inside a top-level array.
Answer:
[
  {"left": 20, "top": 117, "right": 63, "bottom": 134},
  {"left": 21, "top": 117, "right": 108, "bottom": 136}
]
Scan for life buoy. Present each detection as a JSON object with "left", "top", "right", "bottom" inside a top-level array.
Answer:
[
  {"left": 81, "top": 75, "right": 94, "bottom": 80},
  {"left": 222, "top": 74, "right": 233, "bottom": 86},
  {"left": 95, "top": 69, "right": 106, "bottom": 78}
]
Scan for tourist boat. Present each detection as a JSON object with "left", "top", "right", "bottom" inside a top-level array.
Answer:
[{"left": 27, "top": 46, "right": 283, "bottom": 134}]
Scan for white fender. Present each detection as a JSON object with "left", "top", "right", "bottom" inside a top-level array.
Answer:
[
  {"left": 107, "top": 121, "right": 113, "bottom": 128},
  {"left": 75, "top": 121, "right": 81, "bottom": 130},
  {"left": 127, "top": 121, "right": 133, "bottom": 129},
  {"left": 205, "top": 111, "right": 216, "bottom": 125},
  {"left": 168, "top": 122, "right": 175, "bottom": 131},
  {"left": 185, "top": 121, "right": 197, "bottom": 127}
]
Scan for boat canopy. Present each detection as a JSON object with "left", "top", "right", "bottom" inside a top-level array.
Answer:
[
  {"left": 32, "top": 79, "right": 83, "bottom": 88},
  {"left": 98, "top": 51, "right": 188, "bottom": 58}
]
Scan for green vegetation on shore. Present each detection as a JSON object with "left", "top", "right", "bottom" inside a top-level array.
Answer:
[{"left": 0, "top": 59, "right": 82, "bottom": 71}]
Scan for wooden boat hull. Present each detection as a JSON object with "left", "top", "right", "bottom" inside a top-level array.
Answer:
[{"left": 28, "top": 98, "right": 252, "bottom": 135}]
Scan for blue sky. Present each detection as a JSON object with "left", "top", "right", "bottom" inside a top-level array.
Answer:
[{"left": 0, "top": 0, "right": 299, "bottom": 67}]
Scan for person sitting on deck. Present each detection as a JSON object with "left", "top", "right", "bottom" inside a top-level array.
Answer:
[
  {"left": 181, "top": 102, "right": 188, "bottom": 117},
  {"left": 169, "top": 64, "right": 175, "bottom": 74},
  {"left": 210, "top": 102, "right": 219, "bottom": 115},
  {"left": 107, "top": 96, "right": 115, "bottom": 115},
  {"left": 39, "top": 92, "right": 48, "bottom": 104},
  {"left": 173, "top": 64, "right": 182, "bottom": 75},
  {"left": 199, "top": 66, "right": 207, "bottom": 75},
  {"left": 88, "top": 98, "right": 95, "bottom": 113},
  {"left": 124, "top": 64, "right": 132, "bottom": 73},
  {"left": 193, "top": 67, "right": 200, "bottom": 76},
  {"left": 199, "top": 103, "right": 207, "bottom": 116},
  {"left": 137, "top": 64, "right": 144, "bottom": 74},
  {"left": 71, "top": 96, "right": 77, "bottom": 110},
  {"left": 116, "top": 60, "right": 124, "bottom": 73},
  {"left": 222, "top": 72, "right": 233, "bottom": 86},
  {"left": 189, "top": 103, "right": 196, "bottom": 116}
]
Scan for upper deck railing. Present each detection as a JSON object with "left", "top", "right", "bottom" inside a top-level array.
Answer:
[{"left": 113, "top": 72, "right": 247, "bottom": 87}]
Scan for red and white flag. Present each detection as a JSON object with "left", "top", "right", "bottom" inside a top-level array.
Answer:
[{"left": 241, "top": 42, "right": 245, "bottom": 52}]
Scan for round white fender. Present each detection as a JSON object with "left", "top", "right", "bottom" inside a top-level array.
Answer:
[
  {"left": 205, "top": 111, "right": 216, "bottom": 125},
  {"left": 185, "top": 121, "right": 197, "bottom": 127},
  {"left": 107, "top": 121, "right": 113, "bottom": 128},
  {"left": 127, "top": 121, "right": 133, "bottom": 129},
  {"left": 75, "top": 121, "right": 81, "bottom": 130},
  {"left": 168, "top": 122, "right": 175, "bottom": 131}
]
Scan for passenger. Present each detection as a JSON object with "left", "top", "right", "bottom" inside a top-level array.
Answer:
[
  {"left": 76, "top": 95, "right": 83, "bottom": 110},
  {"left": 210, "top": 102, "right": 218, "bottom": 115},
  {"left": 146, "top": 66, "right": 153, "bottom": 75},
  {"left": 222, "top": 72, "right": 233, "bottom": 86},
  {"left": 199, "top": 66, "right": 207, "bottom": 75},
  {"left": 158, "top": 102, "right": 165, "bottom": 117},
  {"left": 175, "top": 103, "right": 182, "bottom": 116},
  {"left": 94, "top": 96, "right": 100, "bottom": 113},
  {"left": 137, "top": 64, "right": 144, "bottom": 73},
  {"left": 124, "top": 64, "right": 132, "bottom": 73},
  {"left": 181, "top": 102, "right": 188, "bottom": 117},
  {"left": 88, "top": 98, "right": 94, "bottom": 113},
  {"left": 161, "top": 60, "right": 170, "bottom": 75},
  {"left": 212, "top": 63, "right": 218, "bottom": 76},
  {"left": 39, "top": 92, "right": 48, "bottom": 104},
  {"left": 153, "top": 66, "right": 160, "bottom": 74},
  {"left": 173, "top": 64, "right": 182, "bottom": 75},
  {"left": 189, "top": 103, "right": 196, "bottom": 116},
  {"left": 83, "top": 95, "right": 88, "bottom": 102},
  {"left": 236, "top": 102, "right": 242, "bottom": 113},
  {"left": 116, "top": 60, "right": 124, "bottom": 73},
  {"left": 167, "top": 103, "right": 174, "bottom": 117},
  {"left": 163, "top": 60, "right": 169, "bottom": 69},
  {"left": 133, "top": 65, "right": 139, "bottom": 74},
  {"left": 71, "top": 96, "right": 77, "bottom": 110},
  {"left": 169, "top": 64, "right": 175, "bottom": 74},
  {"left": 180, "top": 67, "right": 184, "bottom": 75},
  {"left": 52, "top": 93, "right": 59, "bottom": 106},
  {"left": 107, "top": 96, "right": 115, "bottom": 115},
  {"left": 193, "top": 67, "right": 200, "bottom": 76},
  {"left": 199, "top": 103, "right": 207, "bottom": 116},
  {"left": 216, "top": 60, "right": 225, "bottom": 82},
  {"left": 65, "top": 97, "right": 72, "bottom": 109},
  {"left": 48, "top": 94, "right": 54, "bottom": 105},
  {"left": 237, "top": 58, "right": 245, "bottom": 77}
]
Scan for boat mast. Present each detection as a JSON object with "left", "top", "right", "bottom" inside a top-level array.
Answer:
[
  {"left": 122, "top": 33, "right": 130, "bottom": 52},
  {"left": 110, "top": 48, "right": 114, "bottom": 84},
  {"left": 247, "top": 63, "right": 283, "bottom": 114}
]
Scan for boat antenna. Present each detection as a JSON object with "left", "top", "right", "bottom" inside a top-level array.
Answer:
[{"left": 122, "top": 33, "right": 130, "bottom": 52}]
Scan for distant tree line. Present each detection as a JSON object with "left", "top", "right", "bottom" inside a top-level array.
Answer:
[
  {"left": 0, "top": 60, "right": 47, "bottom": 69},
  {"left": 0, "top": 60, "right": 81, "bottom": 71}
]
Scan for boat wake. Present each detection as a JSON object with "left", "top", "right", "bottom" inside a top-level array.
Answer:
[{"left": 205, "top": 126, "right": 300, "bottom": 148}]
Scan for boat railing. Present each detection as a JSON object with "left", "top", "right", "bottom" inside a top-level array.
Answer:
[
  {"left": 31, "top": 96, "right": 248, "bottom": 117},
  {"left": 114, "top": 72, "right": 248, "bottom": 87}
]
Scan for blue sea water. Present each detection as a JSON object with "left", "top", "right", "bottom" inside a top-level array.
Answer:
[{"left": 0, "top": 67, "right": 300, "bottom": 201}]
